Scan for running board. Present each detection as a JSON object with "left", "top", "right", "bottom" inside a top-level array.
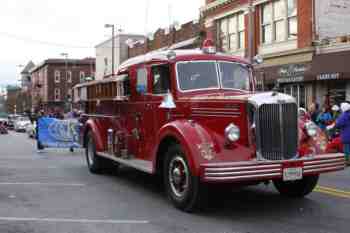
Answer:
[{"left": 97, "top": 152, "right": 153, "bottom": 174}]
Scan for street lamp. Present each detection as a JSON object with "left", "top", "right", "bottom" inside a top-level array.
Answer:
[
  {"left": 104, "top": 24, "right": 115, "bottom": 77},
  {"left": 60, "top": 53, "right": 70, "bottom": 112}
]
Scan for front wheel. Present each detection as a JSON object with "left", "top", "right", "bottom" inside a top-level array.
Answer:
[
  {"left": 85, "top": 132, "right": 117, "bottom": 174},
  {"left": 163, "top": 144, "right": 207, "bottom": 212},
  {"left": 273, "top": 175, "right": 319, "bottom": 198}
]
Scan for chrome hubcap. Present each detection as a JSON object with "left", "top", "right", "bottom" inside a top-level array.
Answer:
[{"left": 169, "top": 156, "right": 189, "bottom": 198}]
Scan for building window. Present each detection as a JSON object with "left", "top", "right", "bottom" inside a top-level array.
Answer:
[
  {"left": 54, "top": 70, "right": 60, "bottom": 83},
  {"left": 54, "top": 88, "right": 60, "bottom": 101},
  {"left": 80, "top": 71, "right": 85, "bottom": 83},
  {"left": 218, "top": 12, "right": 245, "bottom": 52},
  {"left": 261, "top": 0, "right": 297, "bottom": 44},
  {"left": 67, "top": 71, "right": 72, "bottom": 83}
]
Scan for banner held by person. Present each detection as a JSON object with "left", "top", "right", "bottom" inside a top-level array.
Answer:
[{"left": 38, "top": 117, "right": 81, "bottom": 148}]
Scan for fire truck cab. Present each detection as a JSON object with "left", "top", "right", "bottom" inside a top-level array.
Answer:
[{"left": 74, "top": 44, "right": 345, "bottom": 212}]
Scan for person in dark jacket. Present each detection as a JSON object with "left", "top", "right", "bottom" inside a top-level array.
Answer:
[
  {"left": 35, "top": 110, "right": 45, "bottom": 152},
  {"left": 309, "top": 102, "right": 320, "bottom": 124},
  {"left": 335, "top": 102, "right": 350, "bottom": 166}
]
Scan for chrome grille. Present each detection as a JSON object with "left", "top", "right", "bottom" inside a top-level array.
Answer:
[{"left": 256, "top": 103, "right": 298, "bottom": 160}]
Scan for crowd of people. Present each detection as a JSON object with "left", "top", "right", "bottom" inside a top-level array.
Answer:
[{"left": 308, "top": 101, "right": 350, "bottom": 165}]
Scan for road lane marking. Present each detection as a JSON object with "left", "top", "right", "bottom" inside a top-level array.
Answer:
[
  {"left": 314, "top": 186, "right": 350, "bottom": 199},
  {"left": 0, "top": 182, "right": 85, "bottom": 187},
  {"left": 0, "top": 217, "right": 149, "bottom": 224}
]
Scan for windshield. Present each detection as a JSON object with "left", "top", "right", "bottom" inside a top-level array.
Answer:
[
  {"left": 176, "top": 61, "right": 250, "bottom": 92},
  {"left": 219, "top": 62, "right": 250, "bottom": 90},
  {"left": 18, "top": 117, "right": 29, "bottom": 122},
  {"left": 177, "top": 61, "right": 219, "bottom": 91}
]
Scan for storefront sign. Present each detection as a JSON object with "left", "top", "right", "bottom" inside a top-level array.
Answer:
[
  {"left": 317, "top": 73, "right": 340, "bottom": 81},
  {"left": 277, "top": 64, "right": 308, "bottom": 83},
  {"left": 277, "top": 76, "right": 304, "bottom": 84}
]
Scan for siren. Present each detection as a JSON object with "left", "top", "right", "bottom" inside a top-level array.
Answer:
[{"left": 202, "top": 39, "right": 216, "bottom": 54}]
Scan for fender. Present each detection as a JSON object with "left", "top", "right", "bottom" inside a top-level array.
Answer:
[
  {"left": 84, "top": 118, "right": 104, "bottom": 152},
  {"left": 155, "top": 119, "right": 216, "bottom": 176}
]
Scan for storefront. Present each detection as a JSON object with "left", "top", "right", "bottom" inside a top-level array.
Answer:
[
  {"left": 255, "top": 62, "right": 313, "bottom": 108},
  {"left": 309, "top": 51, "right": 350, "bottom": 108}
]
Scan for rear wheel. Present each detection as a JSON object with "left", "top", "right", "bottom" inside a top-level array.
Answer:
[
  {"left": 85, "top": 132, "right": 117, "bottom": 174},
  {"left": 164, "top": 144, "right": 207, "bottom": 212},
  {"left": 273, "top": 175, "right": 319, "bottom": 198}
]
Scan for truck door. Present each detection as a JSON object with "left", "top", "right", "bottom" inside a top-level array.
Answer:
[{"left": 132, "top": 64, "right": 170, "bottom": 160}]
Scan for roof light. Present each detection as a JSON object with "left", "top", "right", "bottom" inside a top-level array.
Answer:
[{"left": 202, "top": 39, "right": 216, "bottom": 54}]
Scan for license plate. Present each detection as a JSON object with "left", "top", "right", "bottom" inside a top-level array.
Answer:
[{"left": 283, "top": 167, "right": 303, "bottom": 181}]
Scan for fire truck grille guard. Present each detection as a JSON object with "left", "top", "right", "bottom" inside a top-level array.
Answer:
[
  {"left": 201, "top": 154, "right": 345, "bottom": 182},
  {"left": 256, "top": 103, "right": 298, "bottom": 161}
]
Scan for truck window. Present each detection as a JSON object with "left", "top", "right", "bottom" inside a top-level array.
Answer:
[
  {"left": 122, "top": 75, "right": 131, "bottom": 96},
  {"left": 219, "top": 62, "right": 250, "bottom": 91},
  {"left": 152, "top": 65, "right": 170, "bottom": 94},
  {"left": 136, "top": 68, "right": 148, "bottom": 94},
  {"left": 176, "top": 61, "right": 219, "bottom": 91}
]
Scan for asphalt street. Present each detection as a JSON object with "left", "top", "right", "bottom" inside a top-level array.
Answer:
[{"left": 0, "top": 132, "right": 349, "bottom": 233}]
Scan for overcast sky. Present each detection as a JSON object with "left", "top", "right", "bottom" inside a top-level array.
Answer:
[{"left": 0, "top": 0, "right": 203, "bottom": 89}]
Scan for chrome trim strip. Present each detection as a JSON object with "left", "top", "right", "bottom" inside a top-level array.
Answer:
[
  {"left": 191, "top": 114, "right": 240, "bottom": 118},
  {"left": 303, "top": 165, "right": 345, "bottom": 174},
  {"left": 205, "top": 173, "right": 281, "bottom": 181},
  {"left": 205, "top": 168, "right": 281, "bottom": 177},
  {"left": 202, "top": 154, "right": 344, "bottom": 167},
  {"left": 192, "top": 111, "right": 241, "bottom": 115},
  {"left": 304, "top": 158, "right": 344, "bottom": 165},
  {"left": 304, "top": 162, "right": 345, "bottom": 170},
  {"left": 192, "top": 108, "right": 240, "bottom": 111},
  {"left": 205, "top": 164, "right": 281, "bottom": 172}
]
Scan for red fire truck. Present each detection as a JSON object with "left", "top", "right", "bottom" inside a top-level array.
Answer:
[{"left": 74, "top": 41, "right": 345, "bottom": 212}]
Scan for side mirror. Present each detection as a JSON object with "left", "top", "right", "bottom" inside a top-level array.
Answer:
[
  {"left": 159, "top": 92, "right": 176, "bottom": 109},
  {"left": 253, "top": 55, "right": 263, "bottom": 65}
]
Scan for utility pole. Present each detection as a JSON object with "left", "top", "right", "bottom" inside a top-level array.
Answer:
[
  {"left": 105, "top": 24, "right": 115, "bottom": 77},
  {"left": 60, "top": 53, "right": 69, "bottom": 112},
  {"left": 247, "top": 0, "right": 255, "bottom": 63}
]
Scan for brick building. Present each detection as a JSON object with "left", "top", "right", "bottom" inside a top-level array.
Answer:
[
  {"left": 128, "top": 21, "right": 204, "bottom": 58},
  {"left": 30, "top": 58, "right": 95, "bottom": 113},
  {"left": 5, "top": 86, "right": 21, "bottom": 114},
  {"left": 201, "top": 0, "right": 350, "bottom": 108}
]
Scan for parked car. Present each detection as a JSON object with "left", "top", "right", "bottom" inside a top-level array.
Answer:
[
  {"left": 14, "top": 117, "right": 31, "bottom": 132},
  {"left": 7, "top": 114, "right": 20, "bottom": 130},
  {"left": 26, "top": 122, "right": 36, "bottom": 138}
]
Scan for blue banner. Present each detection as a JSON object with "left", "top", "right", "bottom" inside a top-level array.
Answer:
[{"left": 38, "top": 117, "right": 81, "bottom": 148}]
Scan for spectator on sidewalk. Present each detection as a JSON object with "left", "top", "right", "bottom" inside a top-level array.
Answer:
[
  {"left": 35, "top": 110, "right": 45, "bottom": 153},
  {"left": 316, "top": 107, "right": 332, "bottom": 130},
  {"left": 335, "top": 102, "right": 350, "bottom": 166},
  {"left": 308, "top": 102, "right": 320, "bottom": 124}
]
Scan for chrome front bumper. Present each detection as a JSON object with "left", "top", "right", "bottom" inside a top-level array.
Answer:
[{"left": 201, "top": 153, "right": 345, "bottom": 183}]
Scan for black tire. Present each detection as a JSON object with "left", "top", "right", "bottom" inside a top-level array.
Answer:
[
  {"left": 273, "top": 175, "right": 319, "bottom": 198},
  {"left": 85, "top": 131, "right": 117, "bottom": 174},
  {"left": 163, "top": 144, "right": 207, "bottom": 212}
]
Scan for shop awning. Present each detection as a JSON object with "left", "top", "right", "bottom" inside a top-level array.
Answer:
[{"left": 308, "top": 51, "right": 350, "bottom": 81}]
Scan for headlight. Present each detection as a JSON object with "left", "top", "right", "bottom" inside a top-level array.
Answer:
[
  {"left": 305, "top": 121, "right": 318, "bottom": 137},
  {"left": 225, "top": 123, "right": 240, "bottom": 142}
]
